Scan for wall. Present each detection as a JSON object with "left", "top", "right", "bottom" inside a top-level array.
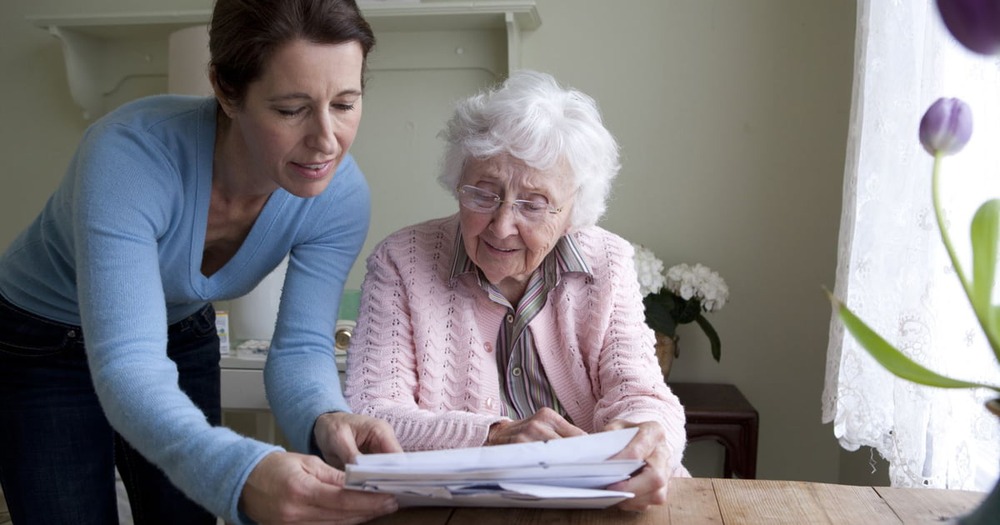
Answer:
[{"left": 0, "top": 0, "right": 873, "bottom": 485}]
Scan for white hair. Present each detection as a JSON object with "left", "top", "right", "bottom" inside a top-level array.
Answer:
[{"left": 437, "top": 70, "right": 621, "bottom": 230}]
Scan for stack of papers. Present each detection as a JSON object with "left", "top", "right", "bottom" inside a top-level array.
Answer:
[{"left": 345, "top": 427, "right": 644, "bottom": 508}]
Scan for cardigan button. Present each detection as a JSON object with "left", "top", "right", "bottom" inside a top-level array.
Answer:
[
  {"left": 486, "top": 397, "right": 494, "bottom": 409},
  {"left": 484, "top": 342, "right": 493, "bottom": 353}
]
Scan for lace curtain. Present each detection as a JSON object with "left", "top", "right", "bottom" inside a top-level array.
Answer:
[{"left": 822, "top": 0, "right": 1000, "bottom": 491}]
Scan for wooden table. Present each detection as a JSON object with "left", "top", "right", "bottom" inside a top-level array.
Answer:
[
  {"left": 670, "top": 382, "right": 759, "bottom": 479},
  {"left": 366, "top": 478, "right": 986, "bottom": 524}
]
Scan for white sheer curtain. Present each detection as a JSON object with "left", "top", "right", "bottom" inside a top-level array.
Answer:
[{"left": 823, "top": 0, "right": 1000, "bottom": 491}]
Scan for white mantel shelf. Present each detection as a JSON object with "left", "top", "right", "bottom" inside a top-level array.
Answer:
[{"left": 27, "top": 0, "right": 540, "bottom": 119}]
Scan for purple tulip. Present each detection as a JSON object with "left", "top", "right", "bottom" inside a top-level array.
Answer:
[
  {"left": 919, "top": 98, "right": 973, "bottom": 156},
  {"left": 936, "top": 0, "right": 1000, "bottom": 55}
]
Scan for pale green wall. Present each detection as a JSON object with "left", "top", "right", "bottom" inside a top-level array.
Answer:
[{"left": 1, "top": 0, "right": 879, "bottom": 486}]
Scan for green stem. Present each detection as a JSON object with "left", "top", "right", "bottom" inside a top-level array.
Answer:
[
  {"left": 932, "top": 154, "right": 1000, "bottom": 354},
  {"left": 932, "top": 154, "right": 972, "bottom": 293}
]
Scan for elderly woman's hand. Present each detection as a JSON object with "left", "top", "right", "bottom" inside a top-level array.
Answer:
[
  {"left": 313, "top": 412, "right": 403, "bottom": 469},
  {"left": 486, "top": 407, "right": 587, "bottom": 445},
  {"left": 602, "top": 419, "right": 676, "bottom": 511}
]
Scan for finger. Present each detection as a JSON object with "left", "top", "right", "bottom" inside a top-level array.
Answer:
[
  {"left": 608, "top": 468, "right": 667, "bottom": 510},
  {"left": 490, "top": 422, "right": 560, "bottom": 444},
  {"left": 616, "top": 487, "right": 667, "bottom": 511},
  {"left": 360, "top": 422, "right": 403, "bottom": 454},
  {"left": 302, "top": 456, "right": 346, "bottom": 486},
  {"left": 296, "top": 477, "right": 399, "bottom": 520},
  {"left": 287, "top": 494, "right": 398, "bottom": 525},
  {"left": 604, "top": 419, "right": 630, "bottom": 431},
  {"left": 530, "top": 408, "right": 587, "bottom": 439},
  {"left": 325, "top": 423, "right": 363, "bottom": 466},
  {"left": 312, "top": 487, "right": 399, "bottom": 514},
  {"left": 336, "top": 439, "right": 362, "bottom": 466},
  {"left": 503, "top": 426, "right": 561, "bottom": 443},
  {"left": 376, "top": 427, "right": 403, "bottom": 454},
  {"left": 554, "top": 421, "right": 587, "bottom": 438},
  {"left": 608, "top": 447, "right": 670, "bottom": 510},
  {"left": 608, "top": 422, "right": 663, "bottom": 460}
]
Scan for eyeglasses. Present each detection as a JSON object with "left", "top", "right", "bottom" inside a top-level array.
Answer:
[{"left": 458, "top": 185, "right": 564, "bottom": 221}]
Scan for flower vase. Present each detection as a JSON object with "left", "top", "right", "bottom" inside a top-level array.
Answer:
[
  {"left": 958, "top": 399, "right": 1000, "bottom": 525},
  {"left": 654, "top": 332, "right": 679, "bottom": 380}
]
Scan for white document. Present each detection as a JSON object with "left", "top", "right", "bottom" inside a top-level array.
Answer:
[{"left": 345, "top": 427, "right": 644, "bottom": 508}]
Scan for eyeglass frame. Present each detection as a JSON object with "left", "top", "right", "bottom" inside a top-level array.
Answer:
[{"left": 457, "top": 185, "right": 566, "bottom": 219}]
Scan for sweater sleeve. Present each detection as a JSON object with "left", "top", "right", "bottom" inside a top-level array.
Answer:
[
  {"left": 73, "top": 122, "right": 281, "bottom": 525},
  {"left": 345, "top": 227, "right": 506, "bottom": 451},
  {"left": 264, "top": 154, "right": 371, "bottom": 456},
  {"left": 586, "top": 234, "right": 688, "bottom": 471}
]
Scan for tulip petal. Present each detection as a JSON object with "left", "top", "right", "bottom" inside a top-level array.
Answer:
[
  {"left": 936, "top": 0, "right": 1000, "bottom": 55},
  {"left": 919, "top": 98, "right": 973, "bottom": 156}
]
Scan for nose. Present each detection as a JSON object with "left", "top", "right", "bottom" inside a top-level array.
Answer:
[
  {"left": 489, "top": 202, "right": 520, "bottom": 238},
  {"left": 306, "top": 111, "right": 337, "bottom": 154}
]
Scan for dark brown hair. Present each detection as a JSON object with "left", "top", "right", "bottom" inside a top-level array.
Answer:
[{"left": 209, "top": 0, "right": 375, "bottom": 107}]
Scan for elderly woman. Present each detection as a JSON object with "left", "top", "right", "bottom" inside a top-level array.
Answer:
[{"left": 345, "top": 70, "right": 688, "bottom": 509}]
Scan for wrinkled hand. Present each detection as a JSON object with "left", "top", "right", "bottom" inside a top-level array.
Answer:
[
  {"left": 486, "top": 407, "right": 587, "bottom": 445},
  {"left": 603, "top": 420, "right": 674, "bottom": 511},
  {"left": 313, "top": 412, "right": 403, "bottom": 469},
  {"left": 240, "top": 451, "right": 397, "bottom": 525}
]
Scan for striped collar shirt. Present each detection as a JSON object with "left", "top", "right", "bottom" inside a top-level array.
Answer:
[{"left": 449, "top": 228, "right": 593, "bottom": 420}]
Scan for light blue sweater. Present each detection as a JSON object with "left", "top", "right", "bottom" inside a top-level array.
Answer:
[{"left": 0, "top": 95, "right": 370, "bottom": 524}]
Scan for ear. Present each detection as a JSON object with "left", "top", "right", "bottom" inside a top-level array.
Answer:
[{"left": 209, "top": 66, "right": 236, "bottom": 119}]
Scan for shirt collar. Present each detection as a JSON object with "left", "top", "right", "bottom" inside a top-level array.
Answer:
[{"left": 449, "top": 226, "right": 593, "bottom": 287}]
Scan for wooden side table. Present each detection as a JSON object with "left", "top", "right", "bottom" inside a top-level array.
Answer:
[{"left": 669, "top": 382, "right": 759, "bottom": 479}]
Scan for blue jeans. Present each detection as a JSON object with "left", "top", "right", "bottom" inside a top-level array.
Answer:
[{"left": 0, "top": 295, "right": 221, "bottom": 525}]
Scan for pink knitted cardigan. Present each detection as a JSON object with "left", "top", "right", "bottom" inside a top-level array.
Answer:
[{"left": 345, "top": 214, "right": 688, "bottom": 473}]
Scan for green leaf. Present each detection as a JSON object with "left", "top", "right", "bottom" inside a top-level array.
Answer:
[
  {"left": 643, "top": 293, "right": 677, "bottom": 336},
  {"left": 970, "top": 201, "right": 1000, "bottom": 360},
  {"left": 695, "top": 313, "right": 722, "bottom": 362},
  {"left": 827, "top": 291, "right": 999, "bottom": 392},
  {"left": 970, "top": 200, "right": 999, "bottom": 321},
  {"left": 991, "top": 305, "right": 1000, "bottom": 364},
  {"left": 675, "top": 297, "right": 701, "bottom": 324}
]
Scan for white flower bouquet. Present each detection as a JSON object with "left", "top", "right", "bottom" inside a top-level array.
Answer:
[{"left": 632, "top": 243, "right": 729, "bottom": 361}]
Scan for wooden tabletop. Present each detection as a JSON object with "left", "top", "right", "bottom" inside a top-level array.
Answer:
[{"left": 366, "top": 478, "right": 986, "bottom": 524}]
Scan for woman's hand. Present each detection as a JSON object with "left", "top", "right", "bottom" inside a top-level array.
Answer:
[
  {"left": 603, "top": 420, "right": 676, "bottom": 511},
  {"left": 240, "top": 451, "right": 397, "bottom": 525},
  {"left": 486, "top": 407, "right": 587, "bottom": 445},
  {"left": 313, "top": 412, "right": 403, "bottom": 469}
]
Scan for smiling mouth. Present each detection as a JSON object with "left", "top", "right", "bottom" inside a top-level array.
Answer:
[
  {"left": 291, "top": 160, "right": 335, "bottom": 180},
  {"left": 484, "top": 240, "right": 519, "bottom": 253},
  {"left": 296, "top": 161, "right": 331, "bottom": 170}
]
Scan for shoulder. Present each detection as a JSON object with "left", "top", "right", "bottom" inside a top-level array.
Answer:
[
  {"left": 90, "top": 95, "right": 213, "bottom": 136},
  {"left": 77, "top": 95, "right": 214, "bottom": 168},
  {"left": 568, "top": 226, "right": 634, "bottom": 271},
  {"left": 371, "top": 215, "right": 459, "bottom": 259}
]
